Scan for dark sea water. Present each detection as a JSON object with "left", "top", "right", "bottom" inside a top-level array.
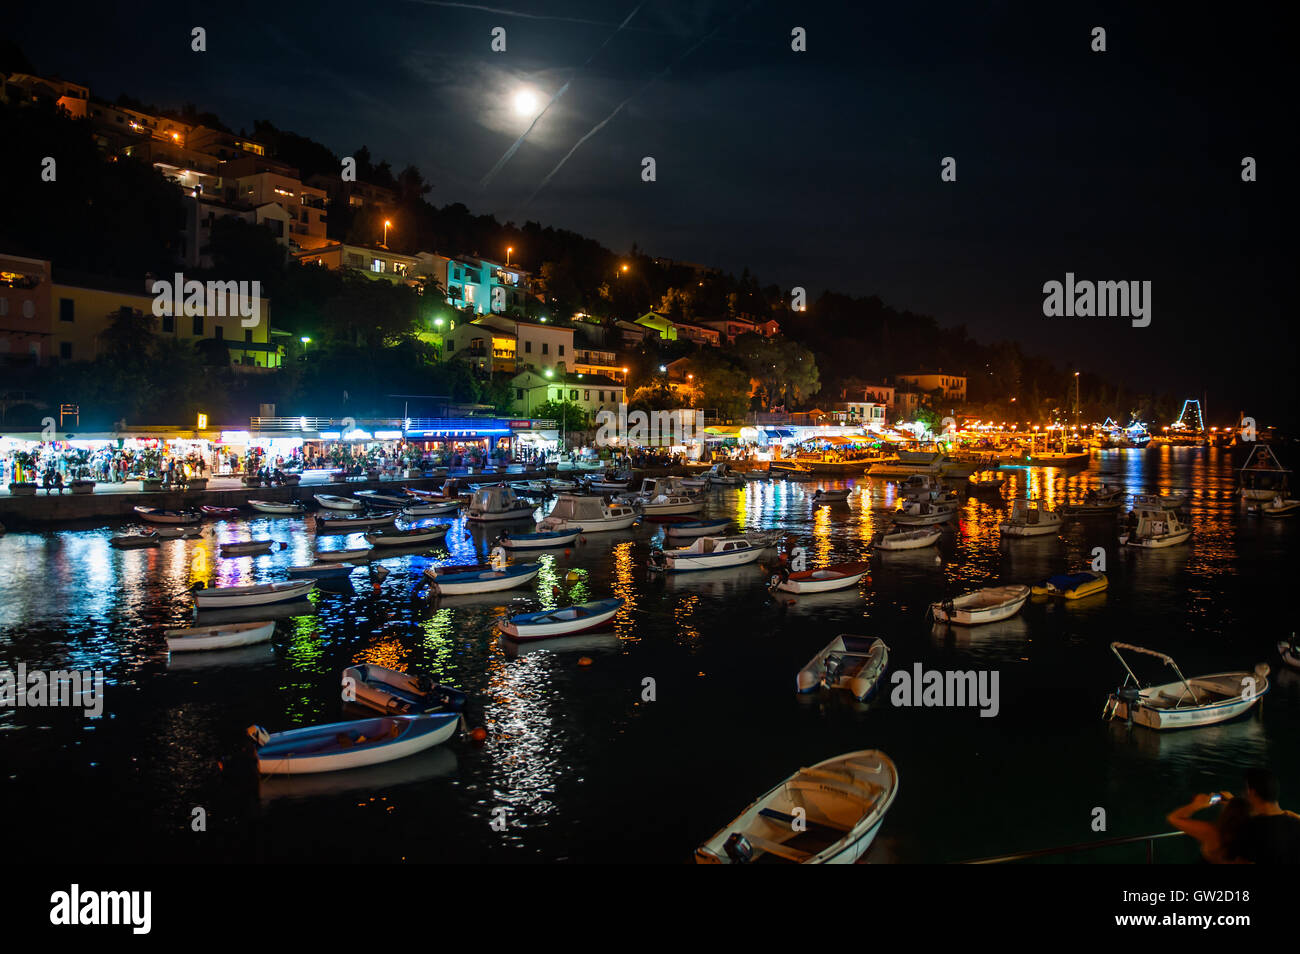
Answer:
[{"left": 2, "top": 445, "right": 1296, "bottom": 864}]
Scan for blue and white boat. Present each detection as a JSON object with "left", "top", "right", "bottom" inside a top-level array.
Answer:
[
  {"left": 247, "top": 712, "right": 461, "bottom": 775},
  {"left": 341, "top": 664, "right": 467, "bottom": 714},
  {"left": 497, "top": 597, "right": 625, "bottom": 641},
  {"left": 648, "top": 535, "right": 761, "bottom": 573},
  {"left": 424, "top": 561, "right": 542, "bottom": 595},
  {"left": 496, "top": 527, "right": 582, "bottom": 550},
  {"left": 665, "top": 517, "right": 732, "bottom": 539},
  {"left": 287, "top": 562, "right": 357, "bottom": 580}
]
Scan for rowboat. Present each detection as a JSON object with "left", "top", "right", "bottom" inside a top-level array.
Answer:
[
  {"left": 248, "top": 712, "right": 461, "bottom": 775},
  {"left": 287, "top": 562, "right": 357, "bottom": 579},
  {"left": 695, "top": 750, "right": 898, "bottom": 864},
  {"left": 665, "top": 518, "right": 732, "bottom": 539},
  {"left": 314, "top": 546, "right": 371, "bottom": 562},
  {"left": 639, "top": 494, "right": 704, "bottom": 517},
  {"left": 341, "top": 664, "right": 467, "bottom": 715},
  {"left": 220, "top": 539, "right": 285, "bottom": 556},
  {"left": 930, "top": 584, "right": 1030, "bottom": 625},
  {"left": 466, "top": 485, "right": 536, "bottom": 523},
  {"left": 1103, "top": 642, "right": 1270, "bottom": 730},
  {"left": 648, "top": 536, "right": 761, "bottom": 573},
  {"left": 200, "top": 505, "right": 241, "bottom": 517},
  {"left": 999, "top": 498, "right": 1062, "bottom": 537},
  {"left": 1278, "top": 639, "right": 1300, "bottom": 670},
  {"left": 133, "top": 506, "right": 200, "bottom": 525},
  {"left": 771, "top": 562, "right": 868, "bottom": 595},
  {"left": 364, "top": 524, "right": 449, "bottom": 547},
  {"left": 893, "top": 497, "right": 959, "bottom": 525},
  {"left": 811, "top": 488, "right": 851, "bottom": 504},
  {"left": 1120, "top": 505, "right": 1191, "bottom": 548},
  {"left": 871, "top": 525, "right": 942, "bottom": 550},
  {"left": 796, "top": 636, "right": 889, "bottom": 700},
  {"left": 110, "top": 531, "right": 160, "bottom": 549},
  {"left": 248, "top": 499, "right": 307, "bottom": 515},
  {"left": 425, "top": 561, "right": 496, "bottom": 578},
  {"left": 401, "top": 500, "right": 462, "bottom": 516},
  {"left": 495, "top": 527, "right": 582, "bottom": 550},
  {"left": 538, "top": 495, "right": 638, "bottom": 532},
  {"left": 497, "top": 597, "right": 625, "bottom": 640},
  {"left": 314, "top": 494, "right": 361, "bottom": 511},
  {"left": 355, "top": 490, "right": 415, "bottom": 508},
  {"left": 425, "top": 562, "right": 542, "bottom": 595},
  {"left": 1031, "top": 570, "right": 1108, "bottom": 599},
  {"left": 154, "top": 525, "right": 202, "bottom": 539},
  {"left": 1252, "top": 496, "right": 1300, "bottom": 517},
  {"left": 193, "top": 579, "right": 315, "bottom": 609},
  {"left": 165, "top": 620, "right": 275, "bottom": 653},
  {"left": 313, "top": 511, "right": 398, "bottom": 531},
  {"left": 584, "top": 473, "right": 633, "bottom": 492}
]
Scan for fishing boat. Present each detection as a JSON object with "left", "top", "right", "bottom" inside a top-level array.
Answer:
[
  {"left": 495, "top": 527, "right": 582, "bottom": 550},
  {"left": 220, "top": 539, "right": 285, "bottom": 557},
  {"left": 811, "top": 488, "right": 852, "bottom": 504},
  {"left": 538, "top": 495, "right": 638, "bottom": 532},
  {"left": 639, "top": 494, "right": 704, "bottom": 517},
  {"left": 930, "top": 584, "right": 1030, "bottom": 625},
  {"left": 314, "top": 546, "right": 371, "bottom": 562},
  {"left": 742, "top": 468, "right": 768, "bottom": 480},
  {"left": 1031, "top": 570, "right": 1108, "bottom": 599},
  {"left": 1103, "top": 643, "right": 1270, "bottom": 730},
  {"left": 200, "top": 505, "right": 241, "bottom": 517},
  {"left": 893, "top": 497, "right": 959, "bottom": 525},
  {"left": 1134, "top": 492, "right": 1190, "bottom": 511},
  {"left": 165, "top": 619, "right": 276, "bottom": 653},
  {"left": 154, "top": 525, "right": 203, "bottom": 539},
  {"left": 867, "top": 454, "right": 943, "bottom": 478},
  {"left": 193, "top": 579, "right": 315, "bottom": 609},
  {"left": 364, "top": 524, "right": 449, "bottom": 547},
  {"left": 896, "top": 474, "right": 948, "bottom": 501},
  {"left": 313, "top": 511, "right": 398, "bottom": 531},
  {"left": 967, "top": 473, "right": 1005, "bottom": 490},
  {"left": 1059, "top": 485, "right": 1125, "bottom": 516},
  {"left": 1278, "top": 638, "right": 1300, "bottom": 670},
  {"left": 1237, "top": 444, "right": 1291, "bottom": 501},
  {"left": 796, "top": 636, "right": 889, "bottom": 700},
  {"left": 665, "top": 518, "right": 733, "bottom": 539},
  {"left": 355, "top": 490, "right": 415, "bottom": 508},
  {"left": 704, "top": 462, "right": 744, "bottom": 486},
  {"left": 1120, "top": 504, "right": 1191, "bottom": 548},
  {"left": 248, "top": 499, "right": 307, "bottom": 515},
  {"left": 871, "top": 525, "right": 943, "bottom": 550},
  {"left": 466, "top": 485, "right": 536, "bottom": 523},
  {"left": 287, "top": 562, "right": 357, "bottom": 579},
  {"left": 401, "top": 500, "right": 462, "bottom": 516},
  {"left": 110, "top": 531, "right": 160, "bottom": 549},
  {"left": 424, "top": 561, "right": 542, "bottom": 595},
  {"left": 648, "top": 536, "right": 761, "bottom": 573},
  {"left": 314, "top": 494, "right": 362, "bottom": 511},
  {"left": 695, "top": 750, "right": 899, "bottom": 864},
  {"left": 341, "top": 664, "right": 467, "bottom": 714},
  {"left": 247, "top": 712, "right": 461, "bottom": 775},
  {"left": 497, "top": 597, "right": 625, "bottom": 640},
  {"left": 584, "top": 472, "right": 633, "bottom": 492},
  {"left": 133, "top": 506, "right": 200, "bottom": 525},
  {"left": 999, "top": 498, "right": 1062, "bottom": 537},
  {"left": 771, "top": 562, "right": 868, "bottom": 595}
]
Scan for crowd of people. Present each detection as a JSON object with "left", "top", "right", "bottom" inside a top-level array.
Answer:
[{"left": 1167, "top": 767, "right": 1300, "bottom": 863}]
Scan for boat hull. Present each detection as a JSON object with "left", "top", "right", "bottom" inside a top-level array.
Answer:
[
  {"left": 498, "top": 530, "right": 581, "bottom": 550},
  {"left": 193, "top": 581, "right": 315, "bottom": 609},
  {"left": 1108, "top": 673, "right": 1268, "bottom": 730},
  {"left": 427, "top": 564, "right": 542, "bottom": 595},
  {"left": 497, "top": 598, "right": 623, "bottom": 640},
  {"left": 166, "top": 620, "right": 276, "bottom": 652},
  {"left": 774, "top": 567, "right": 867, "bottom": 594},
  {"left": 253, "top": 713, "right": 460, "bottom": 775}
]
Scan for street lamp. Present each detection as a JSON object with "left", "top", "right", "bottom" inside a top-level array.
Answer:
[
  {"left": 506, "top": 246, "right": 513, "bottom": 266},
  {"left": 382, "top": 220, "right": 392, "bottom": 248},
  {"left": 1074, "top": 372, "right": 1080, "bottom": 427},
  {"left": 300, "top": 336, "right": 311, "bottom": 352}
]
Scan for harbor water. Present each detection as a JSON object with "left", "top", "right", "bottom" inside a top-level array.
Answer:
[{"left": 1, "top": 445, "right": 1296, "bottom": 863}]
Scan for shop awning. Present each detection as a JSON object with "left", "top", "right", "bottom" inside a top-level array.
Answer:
[
  {"left": 762, "top": 428, "right": 795, "bottom": 438},
  {"left": 704, "top": 425, "right": 743, "bottom": 436}
]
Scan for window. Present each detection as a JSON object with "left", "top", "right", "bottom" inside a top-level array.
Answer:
[
  {"left": 516, "top": 389, "right": 524, "bottom": 399},
  {"left": 215, "top": 325, "right": 224, "bottom": 340},
  {"left": 558, "top": 344, "right": 565, "bottom": 356},
  {"left": 542, "top": 342, "right": 549, "bottom": 355},
  {"left": 162, "top": 315, "right": 174, "bottom": 333},
  {"left": 598, "top": 391, "right": 605, "bottom": 402},
  {"left": 447, "top": 340, "right": 454, "bottom": 351},
  {"left": 193, "top": 315, "right": 204, "bottom": 335},
  {"left": 525, "top": 341, "right": 532, "bottom": 354},
  {"left": 59, "top": 298, "right": 74, "bottom": 322},
  {"left": 554, "top": 390, "right": 561, "bottom": 400},
  {"left": 569, "top": 390, "right": 578, "bottom": 401},
  {"left": 60, "top": 342, "right": 72, "bottom": 360}
]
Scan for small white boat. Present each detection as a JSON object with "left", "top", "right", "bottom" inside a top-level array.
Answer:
[
  {"left": 193, "top": 579, "right": 315, "bottom": 609},
  {"left": 220, "top": 539, "right": 285, "bottom": 556},
  {"left": 648, "top": 535, "right": 761, "bottom": 573},
  {"left": 497, "top": 597, "right": 625, "bottom": 640},
  {"left": 466, "top": 485, "right": 536, "bottom": 523},
  {"left": 893, "top": 497, "right": 959, "bottom": 525},
  {"left": 1104, "top": 642, "right": 1270, "bottom": 730},
  {"left": 424, "top": 561, "right": 542, "bottom": 595},
  {"left": 585, "top": 473, "right": 633, "bottom": 492},
  {"left": 639, "top": 494, "right": 704, "bottom": 517},
  {"left": 796, "top": 636, "right": 889, "bottom": 700},
  {"left": 1120, "top": 505, "right": 1192, "bottom": 548},
  {"left": 363, "top": 524, "right": 449, "bottom": 547},
  {"left": 771, "top": 562, "right": 868, "bottom": 595},
  {"left": 665, "top": 518, "right": 732, "bottom": 539},
  {"left": 314, "top": 546, "right": 371, "bottom": 562},
  {"left": 967, "top": 473, "right": 1005, "bottom": 490},
  {"left": 402, "top": 500, "right": 462, "bottom": 516},
  {"left": 1254, "top": 495, "right": 1300, "bottom": 517},
  {"left": 695, "top": 750, "right": 899, "bottom": 864},
  {"left": 287, "top": 562, "right": 357, "bottom": 579},
  {"left": 314, "top": 494, "right": 361, "bottom": 511},
  {"left": 496, "top": 527, "right": 582, "bottom": 550},
  {"left": 538, "top": 494, "right": 638, "bottom": 532},
  {"left": 110, "top": 531, "right": 160, "bottom": 549},
  {"left": 133, "top": 506, "right": 200, "bottom": 525},
  {"left": 999, "top": 498, "right": 1062, "bottom": 537},
  {"left": 704, "top": 463, "right": 744, "bottom": 486},
  {"left": 313, "top": 511, "right": 398, "bottom": 531},
  {"left": 355, "top": 490, "right": 415, "bottom": 508},
  {"left": 930, "top": 584, "right": 1030, "bottom": 625},
  {"left": 1278, "top": 638, "right": 1300, "bottom": 670},
  {"left": 341, "top": 664, "right": 467, "bottom": 715},
  {"left": 248, "top": 712, "right": 461, "bottom": 775},
  {"left": 154, "top": 525, "right": 203, "bottom": 539},
  {"left": 871, "top": 525, "right": 942, "bottom": 550},
  {"left": 811, "top": 488, "right": 851, "bottom": 504},
  {"left": 1134, "top": 492, "right": 1190, "bottom": 511},
  {"left": 742, "top": 469, "right": 768, "bottom": 481},
  {"left": 165, "top": 620, "right": 275, "bottom": 653},
  {"left": 248, "top": 499, "right": 307, "bottom": 515}
]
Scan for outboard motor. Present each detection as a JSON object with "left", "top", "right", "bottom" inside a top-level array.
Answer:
[
  {"left": 1117, "top": 686, "right": 1142, "bottom": 725},
  {"left": 723, "top": 833, "right": 754, "bottom": 864}
]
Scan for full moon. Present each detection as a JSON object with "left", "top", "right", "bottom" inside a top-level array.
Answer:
[{"left": 513, "top": 89, "right": 538, "bottom": 116}]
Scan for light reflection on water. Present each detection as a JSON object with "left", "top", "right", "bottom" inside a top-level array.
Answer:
[{"left": 0, "top": 446, "right": 1296, "bottom": 863}]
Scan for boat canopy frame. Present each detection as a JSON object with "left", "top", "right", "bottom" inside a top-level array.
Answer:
[{"left": 1110, "top": 642, "right": 1199, "bottom": 708}]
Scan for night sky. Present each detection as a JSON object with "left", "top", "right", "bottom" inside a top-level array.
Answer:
[{"left": 10, "top": 1, "right": 1297, "bottom": 423}]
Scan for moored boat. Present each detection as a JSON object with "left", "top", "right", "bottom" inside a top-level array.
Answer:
[
  {"left": 871, "top": 525, "right": 943, "bottom": 550},
  {"left": 1120, "top": 504, "right": 1191, "bottom": 548},
  {"left": 497, "top": 597, "right": 625, "bottom": 640},
  {"left": 220, "top": 539, "right": 285, "bottom": 556},
  {"left": 811, "top": 487, "right": 852, "bottom": 504},
  {"left": 1278, "top": 638, "right": 1300, "bottom": 670},
  {"left": 495, "top": 527, "right": 582, "bottom": 550},
  {"left": 796, "top": 636, "right": 889, "bottom": 701},
  {"left": 287, "top": 562, "right": 357, "bottom": 579},
  {"left": 193, "top": 579, "right": 315, "bottom": 609},
  {"left": 999, "top": 498, "right": 1062, "bottom": 537},
  {"left": 314, "top": 546, "right": 371, "bottom": 562},
  {"left": 314, "top": 494, "right": 362, "bottom": 511},
  {"left": 341, "top": 664, "right": 467, "bottom": 714},
  {"left": 538, "top": 494, "right": 638, "bottom": 532},
  {"left": 110, "top": 531, "right": 160, "bottom": 549},
  {"left": 1103, "top": 642, "right": 1270, "bottom": 730},
  {"left": 771, "top": 562, "right": 868, "bottom": 595},
  {"left": 648, "top": 535, "right": 761, "bottom": 573},
  {"left": 930, "top": 584, "right": 1030, "bottom": 625},
  {"left": 154, "top": 525, "right": 203, "bottom": 539},
  {"left": 1252, "top": 495, "right": 1300, "bottom": 517},
  {"left": 355, "top": 489, "right": 415, "bottom": 508},
  {"left": 200, "top": 505, "right": 241, "bottom": 517},
  {"left": 639, "top": 494, "right": 704, "bottom": 517},
  {"left": 424, "top": 561, "right": 542, "bottom": 595},
  {"left": 1031, "top": 570, "right": 1108, "bottom": 599},
  {"left": 893, "top": 497, "right": 959, "bottom": 525},
  {"left": 401, "top": 500, "right": 463, "bottom": 516},
  {"left": 248, "top": 499, "right": 307, "bottom": 515},
  {"left": 248, "top": 712, "right": 461, "bottom": 775},
  {"left": 313, "top": 511, "right": 398, "bottom": 531},
  {"left": 363, "top": 524, "right": 449, "bottom": 547},
  {"left": 665, "top": 517, "right": 732, "bottom": 539},
  {"left": 466, "top": 485, "right": 536, "bottom": 523},
  {"left": 133, "top": 506, "right": 200, "bottom": 525},
  {"left": 165, "top": 619, "right": 276, "bottom": 653},
  {"left": 695, "top": 750, "right": 899, "bottom": 864}
]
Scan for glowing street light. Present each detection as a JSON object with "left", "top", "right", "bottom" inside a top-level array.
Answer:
[
  {"left": 506, "top": 246, "right": 513, "bottom": 266},
  {"left": 382, "top": 219, "right": 392, "bottom": 248}
]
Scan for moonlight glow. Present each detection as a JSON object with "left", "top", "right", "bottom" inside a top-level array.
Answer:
[{"left": 513, "top": 89, "right": 538, "bottom": 117}]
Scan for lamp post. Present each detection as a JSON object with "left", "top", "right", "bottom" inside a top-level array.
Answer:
[
  {"left": 506, "top": 246, "right": 513, "bottom": 266},
  {"left": 382, "top": 220, "right": 392, "bottom": 248},
  {"left": 1074, "top": 372, "right": 1080, "bottom": 428}
]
